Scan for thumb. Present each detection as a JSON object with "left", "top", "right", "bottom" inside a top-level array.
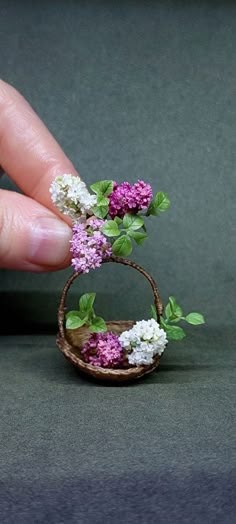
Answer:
[{"left": 0, "top": 189, "right": 72, "bottom": 271}]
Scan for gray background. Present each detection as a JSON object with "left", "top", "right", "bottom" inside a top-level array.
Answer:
[
  {"left": 0, "top": 0, "right": 235, "bottom": 330},
  {"left": 0, "top": 2, "right": 235, "bottom": 523}
]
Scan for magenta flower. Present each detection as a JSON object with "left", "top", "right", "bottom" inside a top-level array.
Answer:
[
  {"left": 82, "top": 332, "right": 124, "bottom": 368},
  {"left": 108, "top": 180, "right": 153, "bottom": 219},
  {"left": 70, "top": 221, "right": 112, "bottom": 273}
]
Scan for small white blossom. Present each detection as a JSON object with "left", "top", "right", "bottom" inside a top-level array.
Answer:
[
  {"left": 119, "top": 318, "right": 168, "bottom": 366},
  {"left": 50, "top": 174, "right": 97, "bottom": 220}
]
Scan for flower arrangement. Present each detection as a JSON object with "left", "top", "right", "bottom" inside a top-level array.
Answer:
[{"left": 52, "top": 175, "right": 205, "bottom": 382}]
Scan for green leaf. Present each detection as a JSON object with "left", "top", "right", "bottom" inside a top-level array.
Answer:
[
  {"left": 128, "top": 230, "right": 148, "bottom": 245},
  {"left": 66, "top": 310, "right": 89, "bottom": 322},
  {"left": 160, "top": 317, "right": 168, "bottom": 330},
  {"left": 150, "top": 305, "right": 157, "bottom": 321},
  {"left": 78, "top": 311, "right": 89, "bottom": 321},
  {"left": 90, "top": 180, "right": 114, "bottom": 196},
  {"left": 169, "top": 296, "right": 176, "bottom": 314},
  {"left": 147, "top": 192, "right": 170, "bottom": 216},
  {"left": 66, "top": 312, "right": 86, "bottom": 330},
  {"left": 164, "top": 303, "right": 172, "bottom": 320},
  {"left": 185, "top": 312, "right": 205, "bottom": 325},
  {"left": 112, "top": 235, "right": 132, "bottom": 256},
  {"left": 97, "top": 195, "right": 109, "bottom": 206},
  {"left": 101, "top": 220, "right": 120, "bottom": 237},
  {"left": 165, "top": 324, "right": 186, "bottom": 340},
  {"left": 171, "top": 317, "right": 182, "bottom": 324},
  {"left": 93, "top": 205, "right": 109, "bottom": 219},
  {"left": 89, "top": 316, "right": 107, "bottom": 333},
  {"left": 66, "top": 310, "right": 80, "bottom": 319},
  {"left": 156, "top": 192, "right": 170, "bottom": 212},
  {"left": 167, "top": 296, "right": 183, "bottom": 321},
  {"left": 114, "top": 216, "right": 122, "bottom": 225},
  {"left": 123, "top": 213, "right": 144, "bottom": 231},
  {"left": 79, "top": 293, "right": 96, "bottom": 313}
]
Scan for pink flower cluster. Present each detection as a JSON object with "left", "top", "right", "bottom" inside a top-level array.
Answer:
[
  {"left": 70, "top": 219, "right": 112, "bottom": 273},
  {"left": 82, "top": 332, "right": 124, "bottom": 368},
  {"left": 108, "top": 180, "right": 153, "bottom": 219}
]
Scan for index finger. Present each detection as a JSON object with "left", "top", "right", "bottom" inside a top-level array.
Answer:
[{"left": 0, "top": 79, "right": 80, "bottom": 215}]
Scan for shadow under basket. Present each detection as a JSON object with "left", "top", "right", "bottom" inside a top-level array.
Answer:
[{"left": 56, "top": 256, "right": 163, "bottom": 383}]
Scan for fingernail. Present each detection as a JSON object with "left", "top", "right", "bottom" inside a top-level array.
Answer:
[{"left": 28, "top": 216, "right": 72, "bottom": 266}]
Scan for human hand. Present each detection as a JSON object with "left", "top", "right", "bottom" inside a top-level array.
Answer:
[{"left": 0, "top": 79, "right": 79, "bottom": 271}]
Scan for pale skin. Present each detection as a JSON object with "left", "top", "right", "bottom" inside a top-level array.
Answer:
[{"left": 0, "top": 79, "right": 82, "bottom": 271}]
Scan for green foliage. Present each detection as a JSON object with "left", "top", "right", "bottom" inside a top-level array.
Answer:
[
  {"left": 185, "top": 312, "right": 205, "bottom": 325},
  {"left": 128, "top": 230, "right": 148, "bottom": 245},
  {"left": 150, "top": 296, "right": 205, "bottom": 341},
  {"left": 165, "top": 296, "right": 183, "bottom": 322},
  {"left": 112, "top": 235, "right": 132, "bottom": 256},
  {"left": 65, "top": 311, "right": 86, "bottom": 330},
  {"left": 79, "top": 293, "right": 96, "bottom": 312},
  {"left": 114, "top": 216, "right": 123, "bottom": 225},
  {"left": 90, "top": 180, "right": 114, "bottom": 196},
  {"left": 101, "top": 213, "right": 148, "bottom": 256},
  {"left": 66, "top": 293, "right": 107, "bottom": 333},
  {"left": 146, "top": 192, "right": 170, "bottom": 216},
  {"left": 93, "top": 205, "right": 109, "bottom": 219},
  {"left": 101, "top": 220, "right": 120, "bottom": 237},
  {"left": 90, "top": 180, "right": 114, "bottom": 219},
  {"left": 123, "top": 213, "right": 144, "bottom": 231},
  {"left": 89, "top": 317, "right": 107, "bottom": 333},
  {"left": 160, "top": 317, "right": 167, "bottom": 330},
  {"left": 97, "top": 195, "right": 109, "bottom": 206},
  {"left": 164, "top": 324, "right": 186, "bottom": 340}
]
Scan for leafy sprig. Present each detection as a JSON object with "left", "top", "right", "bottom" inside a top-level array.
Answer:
[
  {"left": 100, "top": 190, "right": 170, "bottom": 257},
  {"left": 89, "top": 182, "right": 171, "bottom": 257},
  {"left": 66, "top": 293, "right": 107, "bottom": 333},
  {"left": 146, "top": 192, "right": 170, "bottom": 216},
  {"left": 100, "top": 213, "right": 147, "bottom": 256},
  {"left": 151, "top": 296, "right": 205, "bottom": 340},
  {"left": 90, "top": 180, "right": 114, "bottom": 219}
]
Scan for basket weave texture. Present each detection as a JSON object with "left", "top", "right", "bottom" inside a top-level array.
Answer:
[{"left": 57, "top": 256, "right": 163, "bottom": 383}]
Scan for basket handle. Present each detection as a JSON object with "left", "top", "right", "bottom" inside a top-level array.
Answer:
[{"left": 58, "top": 256, "right": 163, "bottom": 340}]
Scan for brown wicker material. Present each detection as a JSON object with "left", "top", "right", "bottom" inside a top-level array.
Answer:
[{"left": 57, "top": 256, "right": 163, "bottom": 383}]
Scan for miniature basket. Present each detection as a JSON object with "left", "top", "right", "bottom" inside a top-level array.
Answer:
[{"left": 57, "top": 256, "right": 163, "bottom": 383}]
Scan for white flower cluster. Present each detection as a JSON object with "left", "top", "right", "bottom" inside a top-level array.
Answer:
[
  {"left": 119, "top": 319, "right": 168, "bottom": 366},
  {"left": 50, "top": 174, "right": 97, "bottom": 220}
]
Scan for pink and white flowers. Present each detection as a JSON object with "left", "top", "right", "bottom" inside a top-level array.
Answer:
[
  {"left": 79, "top": 319, "right": 167, "bottom": 369},
  {"left": 50, "top": 175, "right": 160, "bottom": 274}
]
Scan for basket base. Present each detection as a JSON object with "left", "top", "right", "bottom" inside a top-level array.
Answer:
[{"left": 56, "top": 321, "right": 161, "bottom": 383}]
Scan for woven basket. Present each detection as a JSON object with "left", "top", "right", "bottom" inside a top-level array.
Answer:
[{"left": 57, "top": 256, "right": 163, "bottom": 383}]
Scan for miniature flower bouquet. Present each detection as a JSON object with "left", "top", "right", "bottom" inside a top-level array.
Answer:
[{"left": 51, "top": 175, "right": 205, "bottom": 382}]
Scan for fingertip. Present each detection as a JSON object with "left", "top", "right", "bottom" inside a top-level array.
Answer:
[
  {"left": 0, "top": 190, "right": 73, "bottom": 272},
  {"left": 27, "top": 215, "right": 72, "bottom": 268}
]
